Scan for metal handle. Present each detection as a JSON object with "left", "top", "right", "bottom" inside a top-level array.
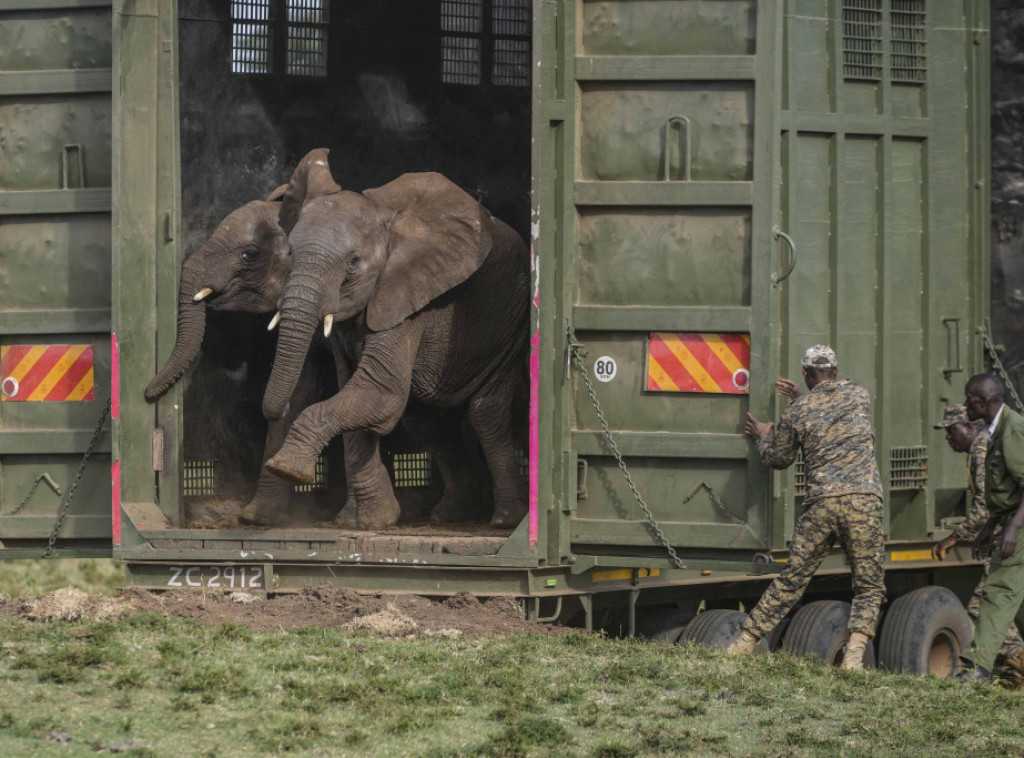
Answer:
[
  {"left": 61, "top": 144, "right": 84, "bottom": 189},
  {"left": 942, "top": 317, "right": 963, "bottom": 379},
  {"left": 771, "top": 227, "right": 797, "bottom": 284},
  {"left": 662, "top": 115, "right": 691, "bottom": 182}
]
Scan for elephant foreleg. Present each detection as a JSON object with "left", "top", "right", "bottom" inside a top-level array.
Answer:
[
  {"left": 239, "top": 356, "right": 322, "bottom": 527},
  {"left": 266, "top": 324, "right": 421, "bottom": 486},
  {"left": 332, "top": 430, "right": 399, "bottom": 530}
]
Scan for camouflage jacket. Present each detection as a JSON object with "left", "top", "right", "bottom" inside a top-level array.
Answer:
[
  {"left": 756, "top": 379, "right": 883, "bottom": 502},
  {"left": 953, "top": 432, "right": 989, "bottom": 541}
]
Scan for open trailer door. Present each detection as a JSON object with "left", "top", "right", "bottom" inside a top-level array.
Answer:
[
  {"left": 0, "top": 0, "right": 114, "bottom": 559},
  {"left": 549, "top": 0, "right": 780, "bottom": 566}
]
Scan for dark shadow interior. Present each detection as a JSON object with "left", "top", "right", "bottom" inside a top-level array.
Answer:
[{"left": 176, "top": 0, "right": 531, "bottom": 528}]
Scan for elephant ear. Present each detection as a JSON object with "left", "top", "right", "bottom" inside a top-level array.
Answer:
[
  {"left": 364, "top": 173, "right": 493, "bottom": 332},
  {"left": 278, "top": 148, "right": 342, "bottom": 233},
  {"left": 265, "top": 183, "right": 289, "bottom": 202}
]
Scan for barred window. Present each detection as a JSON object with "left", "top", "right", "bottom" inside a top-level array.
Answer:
[
  {"left": 232, "top": 0, "right": 329, "bottom": 77},
  {"left": 442, "top": 0, "right": 530, "bottom": 87},
  {"left": 841, "top": 0, "right": 883, "bottom": 82},
  {"left": 890, "top": 0, "right": 926, "bottom": 84}
]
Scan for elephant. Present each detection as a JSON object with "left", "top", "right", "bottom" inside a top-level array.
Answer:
[
  {"left": 260, "top": 154, "right": 530, "bottom": 531},
  {"left": 143, "top": 170, "right": 330, "bottom": 526},
  {"left": 145, "top": 149, "right": 487, "bottom": 528}
]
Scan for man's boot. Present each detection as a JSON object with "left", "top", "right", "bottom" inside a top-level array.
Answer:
[
  {"left": 726, "top": 629, "right": 759, "bottom": 655},
  {"left": 841, "top": 632, "right": 869, "bottom": 670}
]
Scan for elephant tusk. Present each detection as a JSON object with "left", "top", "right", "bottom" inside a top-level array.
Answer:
[
  {"left": 267, "top": 311, "right": 281, "bottom": 331},
  {"left": 323, "top": 314, "right": 334, "bottom": 338},
  {"left": 192, "top": 287, "right": 214, "bottom": 302}
]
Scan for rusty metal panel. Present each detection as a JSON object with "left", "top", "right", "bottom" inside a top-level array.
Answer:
[{"left": 0, "top": 2, "right": 112, "bottom": 557}]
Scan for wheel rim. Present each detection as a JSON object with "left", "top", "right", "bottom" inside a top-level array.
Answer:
[{"left": 928, "top": 628, "right": 959, "bottom": 677}]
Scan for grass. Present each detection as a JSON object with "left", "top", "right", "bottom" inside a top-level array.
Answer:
[
  {"left": 0, "top": 563, "right": 1021, "bottom": 755},
  {"left": 0, "top": 559, "right": 122, "bottom": 599},
  {"left": 0, "top": 614, "right": 1022, "bottom": 757}
]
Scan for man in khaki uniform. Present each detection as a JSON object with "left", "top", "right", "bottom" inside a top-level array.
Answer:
[
  {"left": 727, "top": 346, "right": 885, "bottom": 670},
  {"left": 958, "top": 374, "right": 1024, "bottom": 680},
  {"left": 931, "top": 405, "right": 1024, "bottom": 663}
]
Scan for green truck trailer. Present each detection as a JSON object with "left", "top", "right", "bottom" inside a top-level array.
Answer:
[{"left": 0, "top": 0, "right": 998, "bottom": 674}]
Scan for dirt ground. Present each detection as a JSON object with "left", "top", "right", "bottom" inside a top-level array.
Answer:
[{"left": 0, "top": 586, "right": 569, "bottom": 639}]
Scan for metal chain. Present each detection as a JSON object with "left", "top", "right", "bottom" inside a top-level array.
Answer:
[
  {"left": 0, "top": 473, "right": 62, "bottom": 518},
  {"left": 42, "top": 398, "right": 111, "bottom": 558},
  {"left": 979, "top": 320, "right": 1024, "bottom": 413},
  {"left": 681, "top": 481, "right": 763, "bottom": 549},
  {"left": 568, "top": 328, "right": 686, "bottom": 570}
]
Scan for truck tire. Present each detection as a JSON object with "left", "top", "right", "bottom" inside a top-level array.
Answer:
[
  {"left": 679, "top": 609, "right": 768, "bottom": 652},
  {"left": 636, "top": 607, "right": 693, "bottom": 643},
  {"left": 779, "top": 600, "right": 875, "bottom": 667},
  {"left": 876, "top": 586, "right": 971, "bottom": 676}
]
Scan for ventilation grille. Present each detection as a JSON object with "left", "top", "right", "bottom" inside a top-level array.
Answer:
[
  {"left": 516, "top": 448, "right": 529, "bottom": 479},
  {"left": 890, "top": 446, "right": 928, "bottom": 491},
  {"left": 493, "top": 38, "right": 530, "bottom": 87},
  {"left": 184, "top": 460, "right": 216, "bottom": 497},
  {"left": 286, "top": 0, "right": 329, "bottom": 77},
  {"left": 393, "top": 452, "right": 433, "bottom": 488},
  {"left": 442, "top": 35, "right": 482, "bottom": 85},
  {"left": 794, "top": 452, "right": 807, "bottom": 497},
  {"left": 293, "top": 455, "right": 327, "bottom": 493},
  {"left": 890, "top": 0, "right": 926, "bottom": 84},
  {"left": 231, "top": 0, "right": 273, "bottom": 74},
  {"left": 842, "top": 0, "right": 883, "bottom": 82},
  {"left": 442, "top": 0, "right": 482, "bottom": 33}
]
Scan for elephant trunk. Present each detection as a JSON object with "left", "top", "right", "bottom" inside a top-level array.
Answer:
[
  {"left": 145, "top": 266, "right": 208, "bottom": 401},
  {"left": 262, "top": 263, "right": 326, "bottom": 421}
]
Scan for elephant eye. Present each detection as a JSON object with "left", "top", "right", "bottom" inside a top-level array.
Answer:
[
  {"left": 240, "top": 248, "right": 258, "bottom": 263},
  {"left": 346, "top": 252, "right": 362, "bottom": 272}
]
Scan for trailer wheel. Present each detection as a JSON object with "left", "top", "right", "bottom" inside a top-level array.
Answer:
[
  {"left": 636, "top": 608, "right": 693, "bottom": 643},
  {"left": 876, "top": 586, "right": 971, "bottom": 677},
  {"left": 779, "top": 600, "right": 875, "bottom": 667},
  {"left": 679, "top": 609, "right": 767, "bottom": 652}
]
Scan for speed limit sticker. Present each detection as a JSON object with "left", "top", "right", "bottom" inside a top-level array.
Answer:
[{"left": 594, "top": 356, "right": 617, "bottom": 383}]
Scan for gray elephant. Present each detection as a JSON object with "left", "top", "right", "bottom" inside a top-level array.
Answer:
[
  {"left": 143, "top": 172, "right": 331, "bottom": 526},
  {"left": 261, "top": 154, "right": 529, "bottom": 530},
  {"left": 146, "top": 149, "right": 485, "bottom": 527}
]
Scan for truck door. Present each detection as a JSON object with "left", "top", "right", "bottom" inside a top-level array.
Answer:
[
  {"left": 543, "top": 0, "right": 779, "bottom": 561},
  {"left": 0, "top": 1, "right": 113, "bottom": 558}
]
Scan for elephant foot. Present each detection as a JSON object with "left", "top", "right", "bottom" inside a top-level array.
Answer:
[
  {"left": 356, "top": 493, "right": 401, "bottom": 531},
  {"left": 238, "top": 497, "right": 292, "bottom": 528},
  {"left": 266, "top": 447, "right": 318, "bottom": 485},
  {"left": 489, "top": 497, "right": 527, "bottom": 529},
  {"left": 334, "top": 495, "right": 358, "bottom": 529},
  {"left": 430, "top": 493, "right": 468, "bottom": 524}
]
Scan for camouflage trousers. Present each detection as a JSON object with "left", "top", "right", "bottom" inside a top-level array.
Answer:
[
  {"left": 968, "top": 536, "right": 1024, "bottom": 660},
  {"left": 743, "top": 493, "right": 886, "bottom": 639}
]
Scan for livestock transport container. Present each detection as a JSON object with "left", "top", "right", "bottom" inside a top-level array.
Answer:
[{"left": 0, "top": 0, "right": 998, "bottom": 673}]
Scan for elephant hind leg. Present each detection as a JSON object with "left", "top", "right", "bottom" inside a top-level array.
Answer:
[{"left": 466, "top": 375, "right": 527, "bottom": 529}]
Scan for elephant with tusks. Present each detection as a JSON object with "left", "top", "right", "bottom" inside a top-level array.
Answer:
[{"left": 262, "top": 151, "right": 530, "bottom": 530}]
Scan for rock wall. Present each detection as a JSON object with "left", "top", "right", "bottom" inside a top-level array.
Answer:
[{"left": 991, "top": 2, "right": 1024, "bottom": 395}]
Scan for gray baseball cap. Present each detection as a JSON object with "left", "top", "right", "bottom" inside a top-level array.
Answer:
[{"left": 801, "top": 345, "right": 837, "bottom": 369}]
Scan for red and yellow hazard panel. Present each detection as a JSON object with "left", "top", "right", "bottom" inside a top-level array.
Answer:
[
  {"left": 0, "top": 345, "right": 95, "bottom": 402},
  {"left": 646, "top": 333, "right": 751, "bottom": 393}
]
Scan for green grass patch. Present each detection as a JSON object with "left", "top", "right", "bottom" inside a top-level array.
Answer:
[
  {"left": 0, "top": 614, "right": 1022, "bottom": 756},
  {"left": 0, "top": 558, "right": 122, "bottom": 598}
]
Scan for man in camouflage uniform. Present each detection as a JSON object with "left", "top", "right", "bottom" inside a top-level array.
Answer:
[
  {"left": 931, "top": 405, "right": 1024, "bottom": 663},
  {"left": 726, "top": 345, "right": 885, "bottom": 670}
]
